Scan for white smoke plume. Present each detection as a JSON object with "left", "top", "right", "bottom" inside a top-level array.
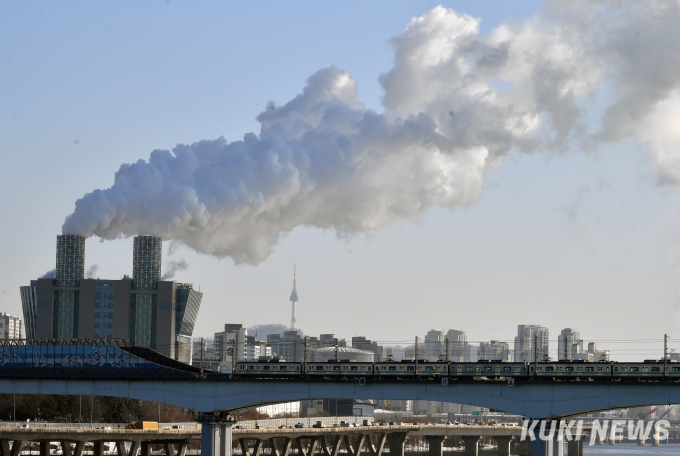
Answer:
[
  {"left": 86, "top": 264, "right": 98, "bottom": 279},
  {"left": 62, "top": 1, "right": 680, "bottom": 264},
  {"left": 161, "top": 259, "right": 189, "bottom": 281},
  {"left": 40, "top": 269, "right": 56, "bottom": 279}
]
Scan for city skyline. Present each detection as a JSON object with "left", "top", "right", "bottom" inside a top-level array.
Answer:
[{"left": 2, "top": 2, "right": 680, "bottom": 358}]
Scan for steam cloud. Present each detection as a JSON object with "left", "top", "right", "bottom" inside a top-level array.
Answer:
[
  {"left": 86, "top": 264, "right": 98, "bottom": 279},
  {"left": 40, "top": 269, "right": 56, "bottom": 279},
  {"left": 161, "top": 259, "right": 189, "bottom": 281},
  {"left": 62, "top": 2, "right": 680, "bottom": 264}
]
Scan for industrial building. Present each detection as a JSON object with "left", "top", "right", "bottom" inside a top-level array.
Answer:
[{"left": 20, "top": 234, "right": 202, "bottom": 362}]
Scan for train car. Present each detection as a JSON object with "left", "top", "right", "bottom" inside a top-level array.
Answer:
[
  {"left": 527, "top": 361, "right": 612, "bottom": 378},
  {"left": 415, "top": 361, "right": 448, "bottom": 376},
  {"left": 236, "top": 360, "right": 301, "bottom": 376},
  {"left": 612, "top": 360, "right": 666, "bottom": 378},
  {"left": 374, "top": 359, "right": 417, "bottom": 376},
  {"left": 305, "top": 360, "right": 373, "bottom": 376},
  {"left": 450, "top": 361, "right": 525, "bottom": 378}
]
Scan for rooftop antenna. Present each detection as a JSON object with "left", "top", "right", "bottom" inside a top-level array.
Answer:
[{"left": 289, "top": 263, "right": 299, "bottom": 330}]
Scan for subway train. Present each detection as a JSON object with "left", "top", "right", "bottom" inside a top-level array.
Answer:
[{"left": 234, "top": 358, "right": 680, "bottom": 380}]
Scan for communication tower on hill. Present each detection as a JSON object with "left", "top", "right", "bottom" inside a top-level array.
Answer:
[{"left": 289, "top": 264, "right": 299, "bottom": 330}]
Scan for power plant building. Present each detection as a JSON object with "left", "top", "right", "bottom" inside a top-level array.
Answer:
[{"left": 20, "top": 235, "right": 202, "bottom": 362}]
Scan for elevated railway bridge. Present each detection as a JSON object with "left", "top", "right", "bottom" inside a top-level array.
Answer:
[{"left": 3, "top": 339, "right": 680, "bottom": 455}]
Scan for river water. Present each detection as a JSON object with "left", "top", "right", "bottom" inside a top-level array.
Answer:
[{"left": 582, "top": 444, "right": 680, "bottom": 454}]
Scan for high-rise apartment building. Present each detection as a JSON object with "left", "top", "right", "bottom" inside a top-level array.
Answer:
[
  {"left": 479, "top": 340, "right": 511, "bottom": 361},
  {"left": 514, "top": 325, "right": 549, "bottom": 362},
  {"left": 0, "top": 312, "right": 23, "bottom": 339},
  {"left": 20, "top": 235, "right": 202, "bottom": 362},
  {"left": 446, "top": 329, "right": 472, "bottom": 362},
  {"left": 351, "top": 336, "right": 383, "bottom": 362},
  {"left": 424, "top": 329, "right": 445, "bottom": 360},
  {"left": 557, "top": 328, "right": 583, "bottom": 360},
  {"left": 213, "top": 324, "right": 248, "bottom": 370},
  {"left": 267, "top": 330, "right": 304, "bottom": 362}
]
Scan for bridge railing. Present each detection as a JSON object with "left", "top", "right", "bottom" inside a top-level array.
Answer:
[
  {"left": 235, "top": 416, "right": 374, "bottom": 429},
  {"left": 0, "top": 417, "right": 372, "bottom": 431},
  {"left": 0, "top": 422, "right": 201, "bottom": 430}
]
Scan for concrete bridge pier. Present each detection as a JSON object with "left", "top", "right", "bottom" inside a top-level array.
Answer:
[
  {"left": 493, "top": 436, "right": 513, "bottom": 456},
  {"left": 528, "top": 425, "right": 563, "bottom": 456},
  {"left": 424, "top": 435, "right": 445, "bottom": 456},
  {"left": 199, "top": 415, "right": 234, "bottom": 456},
  {"left": 386, "top": 433, "right": 407, "bottom": 456},
  {"left": 460, "top": 436, "right": 481, "bottom": 456},
  {"left": 566, "top": 437, "right": 584, "bottom": 456}
]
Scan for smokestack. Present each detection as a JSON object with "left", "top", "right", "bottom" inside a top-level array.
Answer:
[
  {"left": 55, "top": 234, "right": 85, "bottom": 286},
  {"left": 133, "top": 235, "right": 162, "bottom": 290}
]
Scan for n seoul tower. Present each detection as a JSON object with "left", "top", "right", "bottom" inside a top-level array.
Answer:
[{"left": 289, "top": 264, "right": 299, "bottom": 330}]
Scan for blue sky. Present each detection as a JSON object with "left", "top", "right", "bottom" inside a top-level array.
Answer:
[{"left": 2, "top": 1, "right": 679, "bottom": 360}]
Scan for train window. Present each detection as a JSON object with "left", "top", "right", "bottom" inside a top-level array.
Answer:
[
  {"left": 484, "top": 367, "right": 492, "bottom": 372},
  {"left": 280, "top": 366, "right": 287, "bottom": 371},
  {"left": 596, "top": 367, "right": 602, "bottom": 372},
  {"left": 503, "top": 367, "right": 511, "bottom": 372},
  {"left": 426, "top": 366, "right": 433, "bottom": 371},
  {"left": 577, "top": 367, "right": 582, "bottom": 372},
  {"left": 465, "top": 367, "right": 473, "bottom": 372},
  {"left": 249, "top": 366, "right": 255, "bottom": 370},
  {"left": 333, "top": 366, "right": 341, "bottom": 371},
  {"left": 538, "top": 367, "right": 543, "bottom": 372},
  {"left": 586, "top": 367, "right": 594, "bottom": 372},
  {"left": 407, "top": 366, "right": 414, "bottom": 371},
  {"left": 515, "top": 366, "right": 520, "bottom": 372},
  {"left": 256, "top": 366, "right": 261, "bottom": 370},
  {"left": 296, "top": 366, "right": 300, "bottom": 370},
  {"left": 565, "top": 367, "right": 573, "bottom": 372},
  {"left": 673, "top": 367, "right": 680, "bottom": 372},
  {"left": 545, "top": 367, "right": 554, "bottom": 372},
  {"left": 630, "top": 367, "right": 639, "bottom": 372},
  {"left": 263, "top": 366, "right": 270, "bottom": 371},
  {"left": 557, "top": 367, "right": 562, "bottom": 372},
  {"left": 316, "top": 366, "right": 324, "bottom": 371},
  {"left": 621, "top": 367, "right": 627, "bottom": 372},
  {"left": 651, "top": 367, "right": 660, "bottom": 372},
  {"left": 272, "top": 366, "right": 277, "bottom": 370},
  {"left": 343, "top": 366, "right": 348, "bottom": 370},
  {"left": 642, "top": 367, "right": 648, "bottom": 372},
  {"left": 389, "top": 366, "right": 398, "bottom": 371},
  {"left": 351, "top": 366, "right": 358, "bottom": 371}
]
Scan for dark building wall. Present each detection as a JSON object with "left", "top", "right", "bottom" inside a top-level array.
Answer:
[
  {"left": 112, "top": 280, "right": 131, "bottom": 339},
  {"left": 35, "top": 279, "right": 54, "bottom": 338},
  {"left": 78, "top": 279, "right": 96, "bottom": 338},
  {"left": 156, "top": 281, "right": 177, "bottom": 359}
]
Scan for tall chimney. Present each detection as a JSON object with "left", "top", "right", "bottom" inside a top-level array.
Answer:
[
  {"left": 133, "top": 235, "right": 162, "bottom": 290},
  {"left": 55, "top": 234, "right": 85, "bottom": 286}
]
